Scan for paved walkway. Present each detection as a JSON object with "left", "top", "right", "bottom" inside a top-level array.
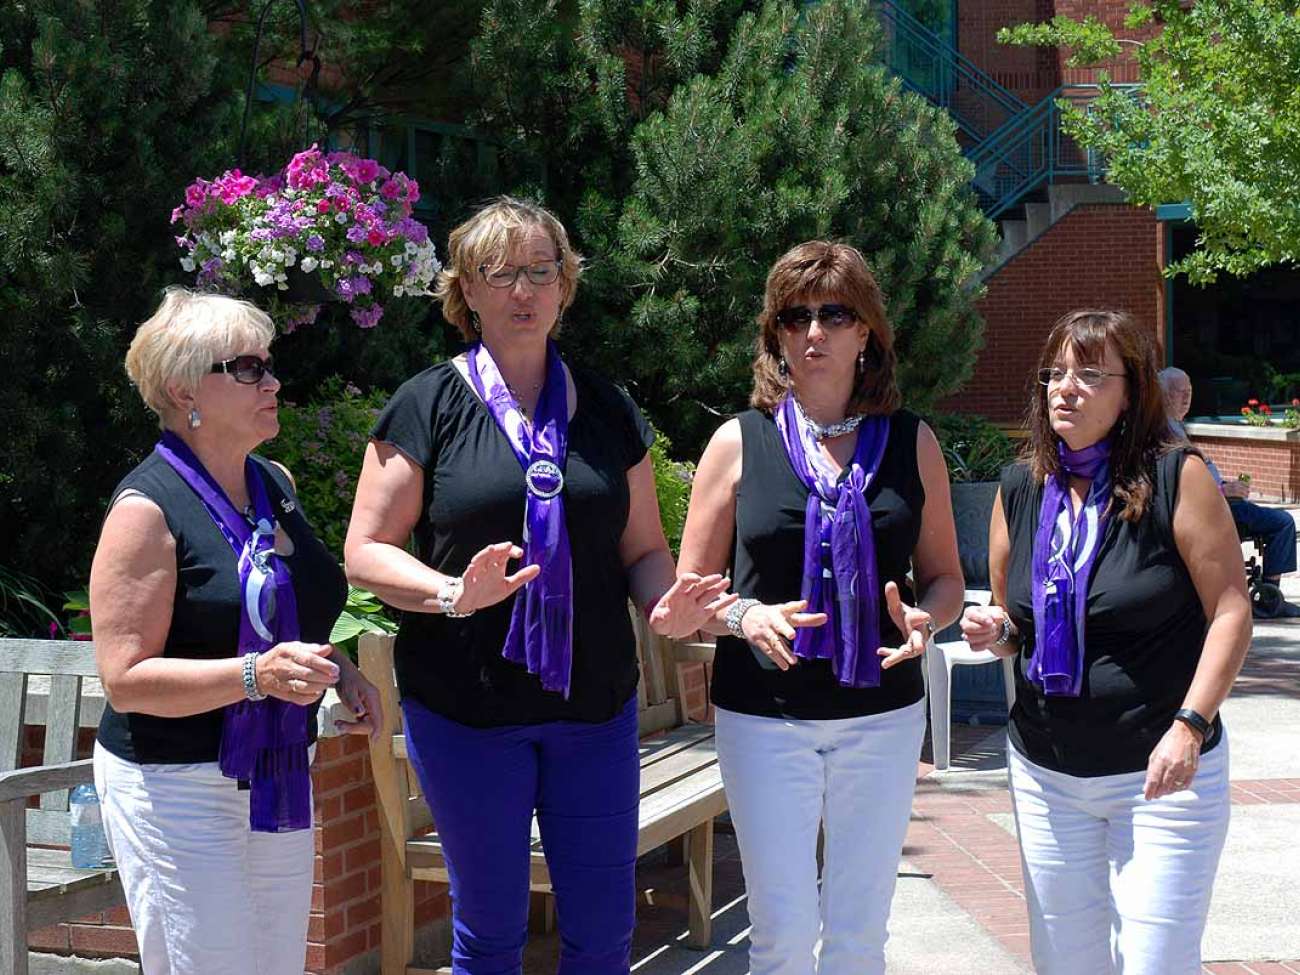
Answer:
[{"left": 509, "top": 524, "right": 1300, "bottom": 974}]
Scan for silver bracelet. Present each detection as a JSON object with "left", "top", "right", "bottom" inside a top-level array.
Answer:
[
  {"left": 992, "top": 616, "right": 1016, "bottom": 647},
  {"left": 724, "top": 598, "right": 761, "bottom": 640},
  {"left": 242, "top": 652, "right": 266, "bottom": 701},
  {"left": 438, "top": 577, "right": 473, "bottom": 618}
]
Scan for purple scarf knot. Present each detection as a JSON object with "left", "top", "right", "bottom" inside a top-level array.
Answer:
[
  {"left": 467, "top": 340, "right": 574, "bottom": 697},
  {"left": 1029, "top": 439, "right": 1113, "bottom": 697},
  {"left": 155, "top": 431, "right": 311, "bottom": 832},
  {"left": 774, "top": 396, "right": 891, "bottom": 688}
]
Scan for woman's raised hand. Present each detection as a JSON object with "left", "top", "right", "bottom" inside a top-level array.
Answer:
[
  {"left": 877, "top": 581, "right": 933, "bottom": 669},
  {"left": 255, "top": 642, "right": 339, "bottom": 705},
  {"left": 740, "top": 600, "right": 827, "bottom": 670},
  {"left": 453, "top": 541, "right": 541, "bottom": 614},
  {"left": 648, "top": 573, "right": 738, "bottom": 639}
]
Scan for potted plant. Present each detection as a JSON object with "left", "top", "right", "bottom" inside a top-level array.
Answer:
[{"left": 172, "top": 145, "right": 440, "bottom": 330}]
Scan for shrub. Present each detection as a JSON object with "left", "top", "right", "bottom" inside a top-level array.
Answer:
[{"left": 927, "top": 413, "right": 1018, "bottom": 483}]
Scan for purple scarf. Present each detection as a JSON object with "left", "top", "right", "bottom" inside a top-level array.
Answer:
[
  {"left": 155, "top": 431, "right": 312, "bottom": 832},
  {"left": 774, "top": 395, "right": 891, "bottom": 688},
  {"left": 467, "top": 340, "right": 574, "bottom": 697},
  {"left": 1029, "top": 439, "right": 1113, "bottom": 697}
]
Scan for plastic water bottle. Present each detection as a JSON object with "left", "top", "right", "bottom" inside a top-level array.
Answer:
[{"left": 69, "top": 783, "right": 113, "bottom": 869}]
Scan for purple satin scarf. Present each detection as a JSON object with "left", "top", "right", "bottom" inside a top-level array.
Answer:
[
  {"left": 155, "top": 431, "right": 312, "bottom": 832},
  {"left": 774, "top": 396, "right": 891, "bottom": 688},
  {"left": 1029, "top": 439, "right": 1113, "bottom": 697},
  {"left": 467, "top": 340, "right": 574, "bottom": 698}
]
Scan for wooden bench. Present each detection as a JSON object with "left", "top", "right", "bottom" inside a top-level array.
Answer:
[
  {"left": 360, "top": 618, "right": 726, "bottom": 975},
  {"left": 0, "top": 638, "right": 124, "bottom": 975}
]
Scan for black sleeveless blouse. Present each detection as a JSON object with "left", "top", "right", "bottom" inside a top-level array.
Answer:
[
  {"left": 1001, "top": 448, "right": 1222, "bottom": 776},
  {"left": 710, "top": 408, "right": 927, "bottom": 720},
  {"left": 95, "top": 451, "right": 347, "bottom": 764}
]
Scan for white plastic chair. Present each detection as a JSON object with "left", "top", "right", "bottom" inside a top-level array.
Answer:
[{"left": 923, "top": 589, "right": 1017, "bottom": 771}]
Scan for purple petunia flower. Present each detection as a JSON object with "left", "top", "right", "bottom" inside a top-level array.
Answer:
[{"left": 306, "top": 235, "right": 325, "bottom": 252}]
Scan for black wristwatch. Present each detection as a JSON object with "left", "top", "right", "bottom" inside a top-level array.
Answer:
[{"left": 1173, "top": 707, "right": 1212, "bottom": 740}]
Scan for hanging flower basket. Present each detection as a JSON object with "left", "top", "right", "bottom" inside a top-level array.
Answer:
[{"left": 172, "top": 145, "right": 440, "bottom": 330}]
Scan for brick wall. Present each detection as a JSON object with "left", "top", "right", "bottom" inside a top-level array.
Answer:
[
  {"left": 1050, "top": 0, "right": 1158, "bottom": 85},
  {"left": 957, "top": 0, "right": 1059, "bottom": 104},
  {"left": 940, "top": 203, "right": 1163, "bottom": 424},
  {"left": 25, "top": 724, "right": 449, "bottom": 973},
  {"left": 1190, "top": 435, "right": 1300, "bottom": 504}
]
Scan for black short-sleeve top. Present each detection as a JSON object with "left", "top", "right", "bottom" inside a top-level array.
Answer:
[
  {"left": 370, "top": 358, "right": 655, "bottom": 727},
  {"left": 95, "top": 452, "right": 347, "bottom": 764},
  {"left": 709, "top": 408, "right": 928, "bottom": 720},
  {"left": 1001, "top": 448, "right": 1222, "bottom": 776}
]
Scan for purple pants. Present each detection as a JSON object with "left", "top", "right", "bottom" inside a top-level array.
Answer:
[{"left": 401, "top": 697, "right": 639, "bottom": 975}]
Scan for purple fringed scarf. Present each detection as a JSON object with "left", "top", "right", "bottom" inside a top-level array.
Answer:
[
  {"left": 467, "top": 340, "right": 574, "bottom": 697},
  {"left": 155, "top": 431, "right": 311, "bottom": 832},
  {"left": 774, "top": 395, "right": 891, "bottom": 688},
  {"left": 1029, "top": 439, "right": 1113, "bottom": 697}
]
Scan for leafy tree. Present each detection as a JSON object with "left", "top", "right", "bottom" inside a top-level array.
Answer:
[
  {"left": 467, "top": 0, "right": 997, "bottom": 450},
  {"left": 1000, "top": 0, "right": 1300, "bottom": 282}
]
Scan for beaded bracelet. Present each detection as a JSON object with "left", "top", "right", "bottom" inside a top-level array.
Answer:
[{"left": 242, "top": 652, "right": 266, "bottom": 702}]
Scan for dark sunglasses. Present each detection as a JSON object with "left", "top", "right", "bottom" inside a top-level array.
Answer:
[
  {"left": 211, "top": 354, "right": 274, "bottom": 385},
  {"left": 775, "top": 303, "right": 858, "bottom": 331}
]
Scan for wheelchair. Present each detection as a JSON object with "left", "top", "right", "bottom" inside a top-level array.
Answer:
[{"left": 1242, "top": 533, "right": 1285, "bottom": 619}]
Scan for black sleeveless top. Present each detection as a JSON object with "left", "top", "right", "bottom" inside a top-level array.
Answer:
[
  {"left": 710, "top": 408, "right": 927, "bottom": 720},
  {"left": 95, "top": 451, "right": 347, "bottom": 764},
  {"left": 370, "top": 359, "right": 654, "bottom": 728},
  {"left": 1002, "top": 448, "right": 1222, "bottom": 776}
]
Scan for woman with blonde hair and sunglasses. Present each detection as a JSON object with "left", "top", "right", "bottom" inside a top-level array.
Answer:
[
  {"left": 90, "top": 288, "right": 382, "bottom": 974},
  {"left": 345, "top": 196, "right": 729, "bottom": 974},
  {"left": 961, "top": 310, "right": 1251, "bottom": 972},
  {"left": 663, "top": 240, "right": 964, "bottom": 974}
]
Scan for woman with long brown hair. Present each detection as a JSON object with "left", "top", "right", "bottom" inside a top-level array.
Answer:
[
  {"left": 961, "top": 309, "right": 1251, "bottom": 973},
  {"left": 666, "top": 240, "right": 964, "bottom": 974}
]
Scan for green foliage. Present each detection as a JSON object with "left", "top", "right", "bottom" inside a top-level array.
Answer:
[
  {"left": 648, "top": 428, "right": 695, "bottom": 556},
  {"left": 63, "top": 589, "right": 92, "bottom": 636},
  {"left": 329, "top": 585, "right": 399, "bottom": 663},
  {"left": 469, "top": 0, "right": 997, "bottom": 452},
  {"left": 261, "top": 378, "right": 388, "bottom": 557},
  {"left": 927, "top": 413, "right": 1018, "bottom": 483},
  {"left": 1000, "top": 0, "right": 1300, "bottom": 282},
  {"left": 0, "top": 566, "right": 64, "bottom": 638}
]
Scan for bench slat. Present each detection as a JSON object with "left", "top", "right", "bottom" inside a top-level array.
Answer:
[
  {"left": 40, "top": 675, "right": 82, "bottom": 811},
  {"left": 26, "top": 847, "right": 118, "bottom": 896},
  {"left": 637, "top": 725, "right": 714, "bottom": 768},
  {"left": 639, "top": 740, "right": 718, "bottom": 799},
  {"left": 0, "top": 675, "right": 27, "bottom": 772},
  {"left": 636, "top": 767, "right": 727, "bottom": 856},
  {"left": 0, "top": 640, "right": 99, "bottom": 678}
]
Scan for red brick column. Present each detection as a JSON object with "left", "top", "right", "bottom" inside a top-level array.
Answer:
[{"left": 1188, "top": 427, "right": 1300, "bottom": 503}]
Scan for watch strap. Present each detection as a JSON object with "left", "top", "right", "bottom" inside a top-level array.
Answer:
[{"left": 1173, "top": 707, "right": 1212, "bottom": 739}]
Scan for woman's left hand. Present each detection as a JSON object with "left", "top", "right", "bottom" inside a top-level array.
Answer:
[
  {"left": 1143, "top": 721, "right": 1202, "bottom": 800},
  {"left": 648, "top": 573, "right": 738, "bottom": 639},
  {"left": 877, "top": 581, "right": 933, "bottom": 670},
  {"left": 333, "top": 656, "right": 385, "bottom": 741}
]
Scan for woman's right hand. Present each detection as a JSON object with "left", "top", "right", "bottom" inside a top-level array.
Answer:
[
  {"left": 740, "top": 600, "right": 827, "bottom": 671},
  {"left": 255, "top": 642, "right": 340, "bottom": 705},
  {"left": 959, "top": 605, "right": 1016, "bottom": 656},
  {"left": 453, "top": 541, "right": 542, "bottom": 614}
]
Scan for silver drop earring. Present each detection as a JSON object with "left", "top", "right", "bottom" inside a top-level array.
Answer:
[
  {"left": 778, "top": 356, "right": 789, "bottom": 380},
  {"left": 858, "top": 347, "right": 866, "bottom": 371},
  {"left": 188, "top": 408, "right": 202, "bottom": 430},
  {"left": 470, "top": 310, "right": 482, "bottom": 334}
]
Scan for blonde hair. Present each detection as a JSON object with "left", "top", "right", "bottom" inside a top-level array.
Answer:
[
  {"left": 434, "top": 196, "right": 583, "bottom": 340},
  {"left": 750, "top": 240, "right": 900, "bottom": 415},
  {"left": 125, "top": 287, "right": 275, "bottom": 424}
]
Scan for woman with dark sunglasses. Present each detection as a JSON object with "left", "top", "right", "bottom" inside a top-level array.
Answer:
[
  {"left": 88, "top": 287, "right": 382, "bottom": 974},
  {"left": 667, "top": 240, "right": 964, "bottom": 974},
  {"left": 344, "top": 197, "right": 727, "bottom": 974},
  {"left": 961, "top": 310, "right": 1250, "bottom": 973}
]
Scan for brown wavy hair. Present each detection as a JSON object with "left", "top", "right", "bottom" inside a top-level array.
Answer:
[
  {"left": 1024, "top": 309, "right": 1182, "bottom": 522},
  {"left": 434, "top": 196, "right": 584, "bottom": 341},
  {"left": 750, "top": 241, "right": 900, "bottom": 415}
]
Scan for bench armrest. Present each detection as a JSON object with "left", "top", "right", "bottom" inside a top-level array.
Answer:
[
  {"left": 671, "top": 641, "right": 716, "bottom": 665},
  {"left": 0, "top": 758, "right": 94, "bottom": 804}
]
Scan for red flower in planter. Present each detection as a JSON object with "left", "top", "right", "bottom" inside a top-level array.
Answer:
[
  {"left": 1248, "top": 398, "right": 1260, "bottom": 406},
  {"left": 1261, "top": 404, "right": 1273, "bottom": 415}
]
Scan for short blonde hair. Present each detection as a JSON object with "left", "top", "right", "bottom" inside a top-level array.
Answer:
[
  {"left": 434, "top": 196, "right": 583, "bottom": 340},
  {"left": 126, "top": 287, "right": 275, "bottom": 423}
]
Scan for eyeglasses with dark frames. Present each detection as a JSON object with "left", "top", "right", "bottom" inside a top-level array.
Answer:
[
  {"left": 1037, "top": 366, "right": 1125, "bottom": 388},
  {"left": 478, "top": 259, "right": 563, "bottom": 289},
  {"left": 775, "top": 303, "right": 858, "bottom": 332},
  {"left": 212, "top": 354, "right": 275, "bottom": 385}
]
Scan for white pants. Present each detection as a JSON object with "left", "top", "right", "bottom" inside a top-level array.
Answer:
[
  {"left": 93, "top": 741, "right": 314, "bottom": 975},
  {"left": 715, "top": 699, "right": 926, "bottom": 975},
  {"left": 1008, "top": 738, "right": 1230, "bottom": 975}
]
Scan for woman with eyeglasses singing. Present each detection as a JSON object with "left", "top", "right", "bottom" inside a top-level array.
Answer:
[
  {"left": 88, "top": 288, "right": 382, "bottom": 974},
  {"left": 666, "top": 241, "right": 964, "bottom": 974},
  {"left": 344, "top": 196, "right": 728, "bottom": 974},
  {"left": 960, "top": 310, "right": 1251, "bottom": 973}
]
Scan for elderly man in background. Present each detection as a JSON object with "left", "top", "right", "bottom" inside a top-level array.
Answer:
[{"left": 1160, "top": 366, "right": 1300, "bottom": 618}]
